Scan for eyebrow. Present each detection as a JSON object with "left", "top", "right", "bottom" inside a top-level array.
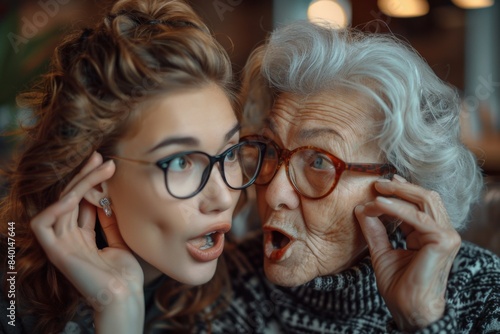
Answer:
[
  {"left": 147, "top": 122, "right": 241, "bottom": 153},
  {"left": 297, "top": 127, "right": 344, "bottom": 141},
  {"left": 264, "top": 118, "right": 344, "bottom": 141},
  {"left": 225, "top": 122, "right": 242, "bottom": 141}
]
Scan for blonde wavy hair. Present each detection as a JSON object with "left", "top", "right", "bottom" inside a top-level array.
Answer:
[{"left": 0, "top": 0, "right": 237, "bottom": 332}]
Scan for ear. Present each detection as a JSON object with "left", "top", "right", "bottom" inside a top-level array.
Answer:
[{"left": 83, "top": 181, "right": 110, "bottom": 208}]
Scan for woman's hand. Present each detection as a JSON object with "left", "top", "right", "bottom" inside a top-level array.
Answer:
[
  {"left": 355, "top": 175, "right": 460, "bottom": 331},
  {"left": 30, "top": 152, "right": 144, "bottom": 333}
]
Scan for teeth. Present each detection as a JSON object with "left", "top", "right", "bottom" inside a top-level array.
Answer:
[{"left": 200, "top": 234, "right": 215, "bottom": 250}]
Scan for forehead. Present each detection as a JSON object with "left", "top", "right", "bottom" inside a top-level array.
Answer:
[
  {"left": 267, "top": 89, "right": 379, "bottom": 144},
  {"left": 117, "top": 84, "right": 237, "bottom": 156}
]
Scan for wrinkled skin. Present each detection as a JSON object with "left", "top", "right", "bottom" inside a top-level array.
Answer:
[{"left": 256, "top": 90, "right": 461, "bottom": 331}]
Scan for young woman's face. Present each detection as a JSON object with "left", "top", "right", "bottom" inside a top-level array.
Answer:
[{"left": 106, "top": 84, "right": 241, "bottom": 285}]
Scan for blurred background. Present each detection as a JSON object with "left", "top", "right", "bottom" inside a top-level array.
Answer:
[{"left": 0, "top": 0, "right": 499, "bottom": 253}]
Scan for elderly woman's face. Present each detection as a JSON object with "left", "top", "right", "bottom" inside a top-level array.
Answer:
[{"left": 256, "top": 90, "right": 385, "bottom": 287}]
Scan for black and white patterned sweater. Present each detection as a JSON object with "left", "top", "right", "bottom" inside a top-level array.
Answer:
[
  {"left": 2, "top": 233, "right": 498, "bottom": 333},
  {"left": 204, "top": 232, "right": 500, "bottom": 333}
]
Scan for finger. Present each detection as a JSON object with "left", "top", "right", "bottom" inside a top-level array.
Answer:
[
  {"left": 51, "top": 161, "right": 113, "bottom": 235},
  {"left": 69, "top": 159, "right": 115, "bottom": 202},
  {"left": 60, "top": 152, "right": 103, "bottom": 198},
  {"left": 98, "top": 211, "right": 129, "bottom": 250},
  {"left": 34, "top": 160, "right": 113, "bottom": 242},
  {"left": 392, "top": 174, "right": 407, "bottom": 183},
  {"left": 77, "top": 199, "right": 102, "bottom": 251},
  {"left": 78, "top": 198, "right": 97, "bottom": 230},
  {"left": 364, "top": 197, "right": 439, "bottom": 233},
  {"left": 374, "top": 178, "right": 433, "bottom": 211},
  {"left": 364, "top": 197, "right": 459, "bottom": 251},
  {"left": 52, "top": 207, "right": 78, "bottom": 237},
  {"left": 30, "top": 192, "right": 79, "bottom": 248},
  {"left": 355, "top": 205, "right": 392, "bottom": 257},
  {"left": 374, "top": 179, "right": 450, "bottom": 228}
]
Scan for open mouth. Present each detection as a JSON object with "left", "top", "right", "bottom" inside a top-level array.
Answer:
[
  {"left": 186, "top": 229, "right": 227, "bottom": 262},
  {"left": 264, "top": 228, "right": 294, "bottom": 262},
  {"left": 188, "top": 232, "right": 217, "bottom": 250},
  {"left": 271, "top": 230, "right": 291, "bottom": 250},
  {"left": 200, "top": 233, "right": 215, "bottom": 250}
]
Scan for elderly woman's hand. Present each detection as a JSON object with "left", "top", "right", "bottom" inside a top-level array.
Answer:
[{"left": 354, "top": 175, "right": 460, "bottom": 331}]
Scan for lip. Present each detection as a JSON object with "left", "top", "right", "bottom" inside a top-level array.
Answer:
[
  {"left": 262, "top": 226, "right": 296, "bottom": 263},
  {"left": 186, "top": 223, "right": 231, "bottom": 262}
]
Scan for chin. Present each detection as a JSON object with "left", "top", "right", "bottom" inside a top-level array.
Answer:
[
  {"left": 263, "top": 259, "right": 313, "bottom": 287},
  {"left": 169, "top": 260, "right": 218, "bottom": 286}
]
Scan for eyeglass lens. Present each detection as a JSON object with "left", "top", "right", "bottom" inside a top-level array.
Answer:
[
  {"left": 290, "top": 149, "right": 336, "bottom": 198},
  {"left": 165, "top": 142, "right": 263, "bottom": 198},
  {"left": 257, "top": 143, "right": 338, "bottom": 198}
]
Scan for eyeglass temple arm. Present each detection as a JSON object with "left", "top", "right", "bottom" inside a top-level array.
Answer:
[
  {"left": 346, "top": 163, "right": 397, "bottom": 176},
  {"left": 107, "top": 155, "right": 153, "bottom": 166}
]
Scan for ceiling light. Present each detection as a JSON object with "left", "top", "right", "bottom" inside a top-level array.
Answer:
[
  {"left": 378, "top": 0, "right": 430, "bottom": 18},
  {"left": 307, "top": 0, "right": 351, "bottom": 28},
  {"left": 452, "top": 0, "right": 494, "bottom": 9}
]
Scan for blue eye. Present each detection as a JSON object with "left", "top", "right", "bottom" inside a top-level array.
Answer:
[
  {"left": 225, "top": 148, "right": 238, "bottom": 162},
  {"left": 309, "top": 154, "right": 333, "bottom": 170},
  {"left": 169, "top": 156, "right": 190, "bottom": 171}
]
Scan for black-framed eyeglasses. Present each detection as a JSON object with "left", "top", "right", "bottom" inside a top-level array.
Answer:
[
  {"left": 245, "top": 135, "right": 397, "bottom": 200},
  {"left": 108, "top": 140, "right": 266, "bottom": 199}
]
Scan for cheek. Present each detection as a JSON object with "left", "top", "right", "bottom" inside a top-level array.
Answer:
[
  {"left": 255, "top": 185, "right": 269, "bottom": 222},
  {"left": 302, "top": 180, "right": 378, "bottom": 245},
  {"left": 299, "top": 199, "right": 366, "bottom": 276},
  {"left": 107, "top": 168, "right": 189, "bottom": 241},
  {"left": 302, "top": 199, "right": 358, "bottom": 242},
  {"left": 112, "top": 195, "right": 189, "bottom": 265},
  {"left": 109, "top": 166, "right": 167, "bottom": 213}
]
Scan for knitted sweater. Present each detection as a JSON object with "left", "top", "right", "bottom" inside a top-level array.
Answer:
[
  {"left": 2, "top": 233, "right": 499, "bottom": 333},
  {"left": 204, "top": 232, "right": 500, "bottom": 334}
]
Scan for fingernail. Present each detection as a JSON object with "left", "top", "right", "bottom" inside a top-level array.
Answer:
[
  {"left": 393, "top": 174, "right": 407, "bottom": 183},
  {"left": 354, "top": 205, "right": 367, "bottom": 218},
  {"left": 376, "top": 196, "right": 393, "bottom": 205},
  {"left": 376, "top": 178, "right": 391, "bottom": 183},
  {"left": 90, "top": 151, "right": 102, "bottom": 163},
  {"left": 96, "top": 160, "right": 114, "bottom": 170}
]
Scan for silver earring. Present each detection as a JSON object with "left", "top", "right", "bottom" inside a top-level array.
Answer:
[{"left": 99, "top": 197, "right": 112, "bottom": 217}]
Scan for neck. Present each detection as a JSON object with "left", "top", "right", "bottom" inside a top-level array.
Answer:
[{"left": 135, "top": 254, "right": 163, "bottom": 285}]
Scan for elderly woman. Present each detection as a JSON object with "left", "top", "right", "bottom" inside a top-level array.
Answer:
[{"left": 204, "top": 21, "right": 500, "bottom": 333}]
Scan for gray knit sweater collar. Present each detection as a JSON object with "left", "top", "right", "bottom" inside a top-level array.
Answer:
[{"left": 273, "top": 257, "right": 386, "bottom": 318}]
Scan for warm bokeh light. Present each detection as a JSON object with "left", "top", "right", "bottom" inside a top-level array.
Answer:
[
  {"left": 452, "top": 0, "right": 494, "bottom": 9},
  {"left": 307, "top": 0, "right": 350, "bottom": 28},
  {"left": 378, "top": 0, "right": 429, "bottom": 18}
]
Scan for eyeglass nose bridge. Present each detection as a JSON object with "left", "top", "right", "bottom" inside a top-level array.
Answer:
[
  {"left": 199, "top": 153, "right": 230, "bottom": 191},
  {"left": 269, "top": 146, "right": 301, "bottom": 192}
]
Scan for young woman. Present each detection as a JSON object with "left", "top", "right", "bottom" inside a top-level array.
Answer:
[{"left": 0, "top": 0, "right": 264, "bottom": 332}]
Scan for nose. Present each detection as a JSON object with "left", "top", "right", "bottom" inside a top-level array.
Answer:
[
  {"left": 264, "top": 163, "right": 300, "bottom": 211},
  {"left": 199, "top": 164, "right": 234, "bottom": 214}
]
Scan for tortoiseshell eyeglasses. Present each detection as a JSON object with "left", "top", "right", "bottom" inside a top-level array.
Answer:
[{"left": 244, "top": 135, "right": 397, "bottom": 199}]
